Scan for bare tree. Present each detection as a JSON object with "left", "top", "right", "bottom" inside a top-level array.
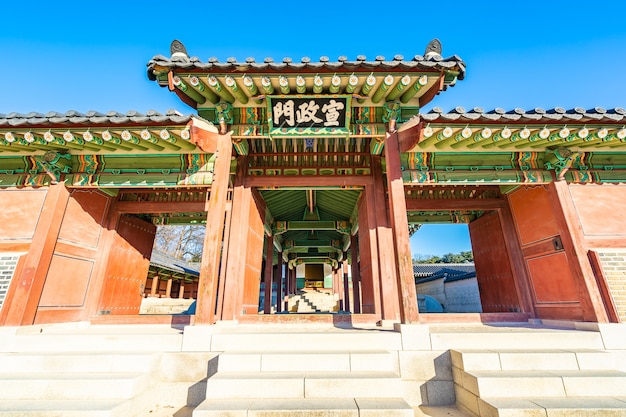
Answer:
[{"left": 154, "top": 225, "right": 205, "bottom": 261}]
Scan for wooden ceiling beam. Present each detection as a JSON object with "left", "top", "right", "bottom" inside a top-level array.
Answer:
[{"left": 406, "top": 197, "right": 505, "bottom": 211}]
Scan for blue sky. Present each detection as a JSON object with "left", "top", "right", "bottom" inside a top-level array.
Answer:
[{"left": 2, "top": 0, "right": 626, "bottom": 256}]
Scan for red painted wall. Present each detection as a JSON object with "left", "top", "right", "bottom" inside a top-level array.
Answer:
[{"left": 569, "top": 184, "right": 626, "bottom": 243}]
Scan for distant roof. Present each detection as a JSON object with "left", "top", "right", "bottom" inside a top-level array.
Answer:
[
  {"left": 150, "top": 250, "right": 200, "bottom": 277},
  {"left": 419, "top": 106, "right": 626, "bottom": 124},
  {"left": 413, "top": 263, "right": 476, "bottom": 285},
  {"left": 0, "top": 109, "right": 193, "bottom": 127},
  {"left": 413, "top": 263, "right": 475, "bottom": 277}
]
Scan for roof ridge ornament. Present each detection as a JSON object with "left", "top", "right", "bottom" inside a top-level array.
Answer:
[
  {"left": 424, "top": 39, "right": 442, "bottom": 59},
  {"left": 170, "top": 40, "right": 188, "bottom": 59}
]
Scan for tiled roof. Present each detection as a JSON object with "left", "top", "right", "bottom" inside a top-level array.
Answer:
[
  {"left": 150, "top": 250, "right": 199, "bottom": 276},
  {"left": 0, "top": 109, "right": 193, "bottom": 127},
  {"left": 413, "top": 263, "right": 475, "bottom": 277},
  {"left": 414, "top": 264, "right": 476, "bottom": 285},
  {"left": 420, "top": 106, "right": 626, "bottom": 124},
  {"left": 147, "top": 40, "right": 466, "bottom": 80}
]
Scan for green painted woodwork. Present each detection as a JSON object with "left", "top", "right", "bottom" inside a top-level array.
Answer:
[
  {"left": 279, "top": 76, "right": 290, "bottom": 94},
  {"left": 370, "top": 138, "right": 385, "bottom": 155},
  {"left": 224, "top": 76, "right": 249, "bottom": 104},
  {"left": 385, "top": 75, "right": 411, "bottom": 102},
  {"left": 296, "top": 76, "right": 306, "bottom": 94},
  {"left": 329, "top": 75, "right": 341, "bottom": 94},
  {"left": 407, "top": 210, "right": 483, "bottom": 224},
  {"left": 172, "top": 76, "right": 207, "bottom": 104},
  {"left": 402, "top": 168, "right": 551, "bottom": 184},
  {"left": 207, "top": 76, "right": 236, "bottom": 103},
  {"left": 188, "top": 76, "right": 220, "bottom": 104},
  {"left": 261, "top": 76, "right": 274, "bottom": 94},
  {"left": 358, "top": 74, "right": 376, "bottom": 103},
  {"left": 371, "top": 75, "right": 394, "bottom": 104},
  {"left": 313, "top": 75, "right": 323, "bottom": 94},
  {"left": 232, "top": 139, "right": 249, "bottom": 155},
  {"left": 400, "top": 75, "right": 429, "bottom": 103},
  {"left": 345, "top": 74, "right": 359, "bottom": 94}
]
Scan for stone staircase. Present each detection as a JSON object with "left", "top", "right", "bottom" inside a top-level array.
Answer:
[
  {"left": 0, "top": 321, "right": 625, "bottom": 416},
  {"left": 0, "top": 323, "right": 192, "bottom": 417},
  {"left": 444, "top": 324, "right": 626, "bottom": 416},
  {"left": 194, "top": 325, "right": 413, "bottom": 416},
  {"left": 287, "top": 289, "right": 340, "bottom": 313}
]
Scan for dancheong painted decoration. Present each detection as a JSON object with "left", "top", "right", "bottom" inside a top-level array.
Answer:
[{"left": 1, "top": 38, "right": 626, "bottom": 329}]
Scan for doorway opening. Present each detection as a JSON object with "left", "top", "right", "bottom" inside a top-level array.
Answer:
[{"left": 406, "top": 185, "right": 526, "bottom": 320}]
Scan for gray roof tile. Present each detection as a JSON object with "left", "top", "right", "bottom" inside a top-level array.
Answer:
[
  {"left": 147, "top": 40, "right": 466, "bottom": 81},
  {"left": 0, "top": 109, "right": 194, "bottom": 127},
  {"left": 421, "top": 107, "right": 626, "bottom": 124}
]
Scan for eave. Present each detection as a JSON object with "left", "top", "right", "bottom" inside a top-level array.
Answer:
[{"left": 147, "top": 39, "right": 466, "bottom": 110}]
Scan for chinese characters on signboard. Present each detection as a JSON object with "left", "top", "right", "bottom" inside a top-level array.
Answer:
[{"left": 270, "top": 97, "right": 348, "bottom": 129}]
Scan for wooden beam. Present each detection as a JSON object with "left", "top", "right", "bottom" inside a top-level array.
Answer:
[
  {"left": 112, "top": 201, "right": 207, "bottom": 214},
  {"left": 397, "top": 118, "right": 423, "bottom": 152},
  {"left": 418, "top": 75, "right": 444, "bottom": 108},
  {"left": 406, "top": 198, "right": 506, "bottom": 211},
  {"left": 244, "top": 175, "right": 373, "bottom": 188},
  {"left": 188, "top": 118, "right": 220, "bottom": 153}
]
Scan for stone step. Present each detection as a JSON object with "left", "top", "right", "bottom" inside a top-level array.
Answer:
[
  {"left": 0, "top": 352, "right": 158, "bottom": 373},
  {"left": 459, "top": 369, "right": 626, "bottom": 398},
  {"left": 451, "top": 349, "right": 626, "bottom": 372},
  {"left": 193, "top": 397, "right": 413, "bottom": 417},
  {"left": 0, "top": 372, "right": 148, "bottom": 400},
  {"left": 217, "top": 350, "right": 398, "bottom": 372},
  {"left": 204, "top": 371, "right": 403, "bottom": 399},
  {"left": 0, "top": 399, "right": 131, "bottom": 417},
  {"left": 0, "top": 324, "right": 183, "bottom": 353},
  {"left": 478, "top": 397, "right": 626, "bottom": 417},
  {"left": 210, "top": 330, "right": 402, "bottom": 352},
  {"left": 430, "top": 328, "right": 604, "bottom": 350}
]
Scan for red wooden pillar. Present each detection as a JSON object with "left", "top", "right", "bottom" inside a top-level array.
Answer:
[
  {"left": 290, "top": 266, "right": 297, "bottom": 295},
  {"left": 384, "top": 132, "right": 419, "bottom": 323},
  {"left": 342, "top": 256, "right": 350, "bottom": 312},
  {"left": 216, "top": 201, "right": 232, "bottom": 319},
  {"left": 350, "top": 234, "right": 361, "bottom": 314},
  {"left": 263, "top": 235, "right": 274, "bottom": 314},
  {"left": 358, "top": 185, "right": 382, "bottom": 315},
  {"left": 150, "top": 274, "right": 159, "bottom": 297},
  {"left": 336, "top": 265, "right": 345, "bottom": 311},
  {"left": 221, "top": 158, "right": 247, "bottom": 321},
  {"left": 165, "top": 277, "right": 173, "bottom": 298},
  {"left": 2, "top": 182, "right": 70, "bottom": 326},
  {"left": 371, "top": 155, "right": 400, "bottom": 321},
  {"left": 195, "top": 133, "right": 233, "bottom": 324},
  {"left": 284, "top": 266, "right": 291, "bottom": 312},
  {"left": 276, "top": 252, "right": 283, "bottom": 313}
]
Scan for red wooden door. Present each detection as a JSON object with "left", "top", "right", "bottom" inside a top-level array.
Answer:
[
  {"left": 469, "top": 211, "right": 521, "bottom": 313},
  {"left": 98, "top": 215, "right": 156, "bottom": 315}
]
